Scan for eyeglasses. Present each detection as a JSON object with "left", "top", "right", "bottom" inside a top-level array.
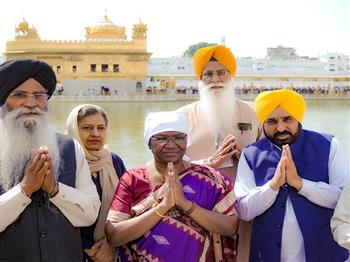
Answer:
[
  {"left": 9, "top": 91, "right": 49, "bottom": 102},
  {"left": 201, "top": 69, "right": 228, "bottom": 80},
  {"left": 150, "top": 135, "right": 187, "bottom": 146}
]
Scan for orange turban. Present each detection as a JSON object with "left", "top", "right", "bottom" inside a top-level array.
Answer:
[
  {"left": 254, "top": 89, "right": 306, "bottom": 124},
  {"left": 193, "top": 45, "right": 237, "bottom": 79}
]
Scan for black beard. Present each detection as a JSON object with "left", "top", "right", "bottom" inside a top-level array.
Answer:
[{"left": 264, "top": 123, "right": 302, "bottom": 148}]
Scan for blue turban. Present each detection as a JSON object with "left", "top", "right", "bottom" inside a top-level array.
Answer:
[{"left": 0, "top": 59, "right": 56, "bottom": 106}]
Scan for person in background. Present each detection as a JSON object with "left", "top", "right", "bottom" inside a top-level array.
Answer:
[
  {"left": 235, "top": 89, "right": 349, "bottom": 261},
  {"left": 177, "top": 45, "right": 263, "bottom": 260},
  {"left": 66, "top": 104, "right": 126, "bottom": 262},
  {"left": 105, "top": 111, "right": 238, "bottom": 261},
  {"left": 331, "top": 180, "right": 350, "bottom": 250},
  {"left": 0, "top": 59, "right": 100, "bottom": 261}
]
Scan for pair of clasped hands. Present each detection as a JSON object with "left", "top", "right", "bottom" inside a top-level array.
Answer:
[
  {"left": 155, "top": 162, "right": 193, "bottom": 216},
  {"left": 270, "top": 144, "right": 303, "bottom": 191},
  {"left": 207, "top": 134, "right": 241, "bottom": 168},
  {"left": 84, "top": 237, "right": 116, "bottom": 262},
  {"left": 20, "top": 146, "right": 57, "bottom": 198}
]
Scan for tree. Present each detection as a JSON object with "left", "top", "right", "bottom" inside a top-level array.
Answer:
[{"left": 182, "top": 42, "right": 218, "bottom": 57}]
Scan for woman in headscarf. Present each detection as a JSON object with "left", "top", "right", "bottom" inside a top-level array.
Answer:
[
  {"left": 105, "top": 111, "right": 238, "bottom": 262},
  {"left": 66, "top": 104, "right": 126, "bottom": 262}
]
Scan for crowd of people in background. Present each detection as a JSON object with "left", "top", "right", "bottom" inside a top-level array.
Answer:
[
  {"left": 0, "top": 46, "right": 350, "bottom": 262},
  {"left": 235, "top": 86, "right": 350, "bottom": 95},
  {"left": 52, "top": 80, "right": 350, "bottom": 98}
]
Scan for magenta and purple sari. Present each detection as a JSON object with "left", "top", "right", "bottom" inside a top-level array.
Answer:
[{"left": 107, "top": 164, "right": 237, "bottom": 262}]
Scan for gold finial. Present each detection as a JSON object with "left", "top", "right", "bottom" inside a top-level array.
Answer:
[
  {"left": 132, "top": 20, "right": 147, "bottom": 39},
  {"left": 15, "top": 18, "right": 39, "bottom": 39}
]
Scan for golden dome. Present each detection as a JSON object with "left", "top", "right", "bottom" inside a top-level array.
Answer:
[{"left": 85, "top": 14, "right": 127, "bottom": 40}]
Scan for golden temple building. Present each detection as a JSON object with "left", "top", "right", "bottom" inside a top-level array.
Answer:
[{"left": 5, "top": 14, "right": 150, "bottom": 96}]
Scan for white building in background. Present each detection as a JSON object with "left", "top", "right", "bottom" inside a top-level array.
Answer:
[
  {"left": 266, "top": 46, "right": 299, "bottom": 60},
  {"left": 147, "top": 57, "right": 197, "bottom": 93},
  {"left": 147, "top": 46, "right": 350, "bottom": 94}
]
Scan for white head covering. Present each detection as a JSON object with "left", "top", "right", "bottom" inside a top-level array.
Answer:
[
  {"left": 65, "top": 104, "right": 96, "bottom": 145},
  {"left": 144, "top": 111, "right": 191, "bottom": 146}
]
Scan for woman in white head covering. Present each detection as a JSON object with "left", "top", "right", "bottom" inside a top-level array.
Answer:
[
  {"left": 106, "top": 111, "right": 238, "bottom": 262},
  {"left": 65, "top": 104, "right": 126, "bottom": 262}
]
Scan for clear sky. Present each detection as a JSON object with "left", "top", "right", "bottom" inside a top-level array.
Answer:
[{"left": 1, "top": 0, "right": 349, "bottom": 58}]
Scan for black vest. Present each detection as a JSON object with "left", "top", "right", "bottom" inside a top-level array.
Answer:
[{"left": 0, "top": 134, "right": 83, "bottom": 262}]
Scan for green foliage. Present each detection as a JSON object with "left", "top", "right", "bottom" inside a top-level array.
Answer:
[{"left": 182, "top": 42, "right": 218, "bottom": 57}]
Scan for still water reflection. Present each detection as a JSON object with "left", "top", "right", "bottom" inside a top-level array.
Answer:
[{"left": 49, "top": 99, "right": 350, "bottom": 169}]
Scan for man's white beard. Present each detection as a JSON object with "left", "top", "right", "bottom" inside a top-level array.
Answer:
[
  {"left": 199, "top": 78, "right": 237, "bottom": 139},
  {"left": 0, "top": 106, "right": 60, "bottom": 191}
]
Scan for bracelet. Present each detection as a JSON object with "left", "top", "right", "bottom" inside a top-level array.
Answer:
[
  {"left": 152, "top": 202, "right": 166, "bottom": 218},
  {"left": 48, "top": 183, "right": 59, "bottom": 198},
  {"left": 184, "top": 201, "right": 197, "bottom": 216}
]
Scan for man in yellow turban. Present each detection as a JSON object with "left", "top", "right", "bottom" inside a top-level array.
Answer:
[
  {"left": 235, "top": 89, "right": 349, "bottom": 261},
  {"left": 255, "top": 88, "right": 306, "bottom": 125},
  {"left": 178, "top": 45, "right": 263, "bottom": 261},
  {"left": 254, "top": 88, "right": 306, "bottom": 147}
]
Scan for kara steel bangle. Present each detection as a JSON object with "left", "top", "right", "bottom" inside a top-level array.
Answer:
[
  {"left": 48, "top": 183, "right": 59, "bottom": 198},
  {"left": 184, "top": 201, "right": 197, "bottom": 216}
]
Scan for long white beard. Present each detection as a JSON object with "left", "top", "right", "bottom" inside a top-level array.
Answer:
[
  {"left": 199, "top": 78, "right": 238, "bottom": 138},
  {"left": 0, "top": 106, "right": 60, "bottom": 191}
]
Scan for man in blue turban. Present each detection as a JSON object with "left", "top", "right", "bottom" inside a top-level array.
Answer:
[
  {"left": 0, "top": 59, "right": 100, "bottom": 261},
  {"left": 0, "top": 59, "right": 56, "bottom": 105}
]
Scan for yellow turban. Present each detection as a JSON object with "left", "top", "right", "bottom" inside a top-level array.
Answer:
[
  {"left": 255, "top": 89, "right": 306, "bottom": 123},
  {"left": 193, "top": 45, "right": 237, "bottom": 79}
]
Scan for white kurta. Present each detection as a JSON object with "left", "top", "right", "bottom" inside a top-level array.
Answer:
[
  {"left": 235, "top": 137, "right": 350, "bottom": 261},
  {"left": 179, "top": 99, "right": 263, "bottom": 161},
  {"left": 332, "top": 180, "right": 350, "bottom": 249},
  {"left": 0, "top": 139, "right": 101, "bottom": 232}
]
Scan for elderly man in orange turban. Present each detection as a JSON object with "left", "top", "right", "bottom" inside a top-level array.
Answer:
[
  {"left": 178, "top": 45, "right": 263, "bottom": 261},
  {"left": 235, "top": 89, "right": 349, "bottom": 262},
  {"left": 178, "top": 45, "right": 263, "bottom": 179}
]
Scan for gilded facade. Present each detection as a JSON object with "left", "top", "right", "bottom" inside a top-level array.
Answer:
[{"left": 5, "top": 15, "right": 150, "bottom": 95}]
